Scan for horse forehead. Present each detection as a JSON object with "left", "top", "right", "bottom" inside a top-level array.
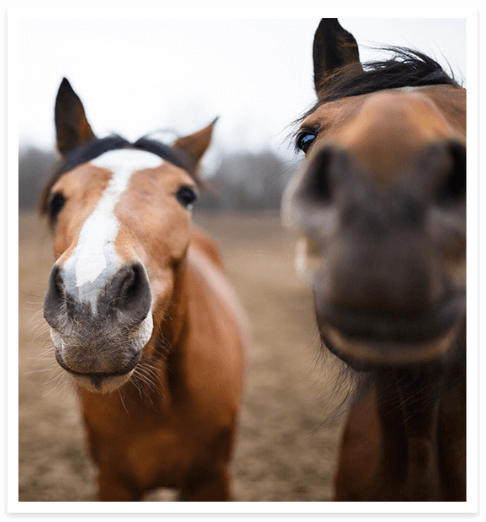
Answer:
[
  {"left": 59, "top": 149, "right": 165, "bottom": 285},
  {"left": 72, "top": 148, "right": 165, "bottom": 237},
  {"left": 84, "top": 148, "right": 165, "bottom": 210},
  {"left": 53, "top": 148, "right": 165, "bottom": 200},
  {"left": 90, "top": 148, "right": 164, "bottom": 177},
  {"left": 330, "top": 90, "right": 456, "bottom": 186}
]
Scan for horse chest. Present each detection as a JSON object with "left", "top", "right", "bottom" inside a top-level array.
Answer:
[
  {"left": 123, "top": 425, "right": 195, "bottom": 489},
  {"left": 84, "top": 404, "right": 212, "bottom": 491}
]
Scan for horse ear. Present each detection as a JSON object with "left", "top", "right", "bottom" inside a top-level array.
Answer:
[
  {"left": 172, "top": 118, "right": 217, "bottom": 172},
  {"left": 55, "top": 78, "right": 96, "bottom": 156},
  {"left": 313, "top": 19, "right": 362, "bottom": 96}
]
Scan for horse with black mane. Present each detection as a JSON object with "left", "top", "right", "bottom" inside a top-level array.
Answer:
[
  {"left": 283, "top": 19, "right": 466, "bottom": 501},
  {"left": 40, "top": 78, "right": 248, "bottom": 501}
]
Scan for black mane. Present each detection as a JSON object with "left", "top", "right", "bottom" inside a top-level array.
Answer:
[
  {"left": 39, "top": 135, "right": 194, "bottom": 220},
  {"left": 300, "top": 47, "right": 460, "bottom": 124}
]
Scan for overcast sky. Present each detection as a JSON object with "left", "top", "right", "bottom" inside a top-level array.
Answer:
[{"left": 17, "top": 17, "right": 467, "bottom": 164}]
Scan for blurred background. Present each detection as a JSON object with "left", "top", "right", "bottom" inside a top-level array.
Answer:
[{"left": 18, "top": 18, "right": 466, "bottom": 211}]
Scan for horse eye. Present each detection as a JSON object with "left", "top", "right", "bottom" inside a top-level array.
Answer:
[
  {"left": 296, "top": 129, "right": 318, "bottom": 154},
  {"left": 48, "top": 192, "right": 66, "bottom": 220},
  {"left": 176, "top": 187, "right": 198, "bottom": 209}
]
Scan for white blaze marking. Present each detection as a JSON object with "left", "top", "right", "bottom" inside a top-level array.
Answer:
[{"left": 63, "top": 149, "right": 163, "bottom": 288}]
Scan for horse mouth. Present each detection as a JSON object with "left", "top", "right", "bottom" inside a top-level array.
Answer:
[
  {"left": 55, "top": 349, "right": 142, "bottom": 394},
  {"left": 49, "top": 310, "right": 154, "bottom": 393},
  {"left": 315, "top": 293, "right": 465, "bottom": 368}
]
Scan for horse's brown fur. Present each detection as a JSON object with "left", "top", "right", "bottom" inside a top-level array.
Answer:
[
  {"left": 41, "top": 79, "right": 248, "bottom": 501},
  {"left": 284, "top": 19, "right": 466, "bottom": 501}
]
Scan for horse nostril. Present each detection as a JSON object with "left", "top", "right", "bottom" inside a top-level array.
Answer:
[
  {"left": 283, "top": 145, "right": 349, "bottom": 236},
  {"left": 435, "top": 140, "right": 466, "bottom": 205},
  {"left": 44, "top": 265, "right": 67, "bottom": 328},
  {"left": 118, "top": 267, "right": 138, "bottom": 302},
  {"left": 107, "top": 263, "right": 152, "bottom": 326},
  {"left": 300, "top": 146, "right": 336, "bottom": 204}
]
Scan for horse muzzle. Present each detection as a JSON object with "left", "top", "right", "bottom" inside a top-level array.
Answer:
[
  {"left": 314, "top": 292, "right": 466, "bottom": 369},
  {"left": 44, "top": 261, "right": 154, "bottom": 393}
]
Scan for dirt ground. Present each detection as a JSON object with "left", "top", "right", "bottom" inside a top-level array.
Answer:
[{"left": 18, "top": 210, "right": 349, "bottom": 503}]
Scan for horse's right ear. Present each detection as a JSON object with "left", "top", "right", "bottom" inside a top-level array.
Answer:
[
  {"left": 313, "top": 19, "right": 362, "bottom": 97},
  {"left": 172, "top": 118, "right": 218, "bottom": 174},
  {"left": 55, "top": 78, "right": 96, "bottom": 156}
]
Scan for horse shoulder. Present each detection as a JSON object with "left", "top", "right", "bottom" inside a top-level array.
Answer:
[
  {"left": 179, "top": 236, "right": 249, "bottom": 423},
  {"left": 190, "top": 226, "right": 226, "bottom": 272}
]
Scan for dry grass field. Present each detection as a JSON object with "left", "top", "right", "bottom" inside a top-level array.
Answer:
[{"left": 19, "top": 210, "right": 349, "bottom": 503}]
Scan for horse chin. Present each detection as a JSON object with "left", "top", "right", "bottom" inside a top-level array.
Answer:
[
  {"left": 319, "top": 320, "right": 463, "bottom": 369},
  {"left": 54, "top": 345, "right": 143, "bottom": 394},
  {"left": 69, "top": 371, "right": 134, "bottom": 394}
]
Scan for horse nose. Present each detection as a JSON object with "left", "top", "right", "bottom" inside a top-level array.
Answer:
[
  {"left": 284, "top": 143, "right": 441, "bottom": 313},
  {"left": 326, "top": 235, "right": 435, "bottom": 313},
  {"left": 100, "top": 263, "right": 152, "bottom": 325},
  {"left": 283, "top": 145, "right": 342, "bottom": 233},
  {"left": 44, "top": 262, "right": 152, "bottom": 328}
]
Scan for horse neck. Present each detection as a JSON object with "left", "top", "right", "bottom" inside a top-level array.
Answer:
[
  {"left": 373, "top": 363, "right": 461, "bottom": 500},
  {"left": 160, "top": 254, "right": 192, "bottom": 350},
  {"left": 374, "top": 321, "right": 466, "bottom": 447}
]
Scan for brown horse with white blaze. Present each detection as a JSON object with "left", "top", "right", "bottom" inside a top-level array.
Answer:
[
  {"left": 283, "top": 20, "right": 466, "bottom": 501},
  {"left": 40, "top": 78, "right": 248, "bottom": 501}
]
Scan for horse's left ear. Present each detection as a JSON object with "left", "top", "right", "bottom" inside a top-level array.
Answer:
[
  {"left": 313, "top": 19, "right": 362, "bottom": 96},
  {"left": 172, "top": 118, "right": 218, "bottom": 172},
  {"left": 55, "top": 78, "right": 97, "bottom": 156}
]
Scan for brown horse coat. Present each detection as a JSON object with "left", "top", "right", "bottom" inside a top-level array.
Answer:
[
  {"left": 41, "top": 79, "right": 248, "bottom": 501},
  {"left": 283, "top": 19, "right": 466, "bottom": 501}
]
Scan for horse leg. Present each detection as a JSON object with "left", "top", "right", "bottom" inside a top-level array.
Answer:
[
  {"left": 96, "top": 468, "right": 143, "bottom": 501},
  {"left": 179, "top": 464, "right": 232, "bottom": 501}
]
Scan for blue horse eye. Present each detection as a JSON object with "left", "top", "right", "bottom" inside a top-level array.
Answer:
[{"left": 296, "top": 130, "right": 317, "bottom": 153}]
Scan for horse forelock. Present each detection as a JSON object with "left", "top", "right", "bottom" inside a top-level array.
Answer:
[
  {"left": 39, "top": 135, "right": 196, "bottom": 226},
  {"left": 291, "top": 47, "right": 460, "bottom": 143}
]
